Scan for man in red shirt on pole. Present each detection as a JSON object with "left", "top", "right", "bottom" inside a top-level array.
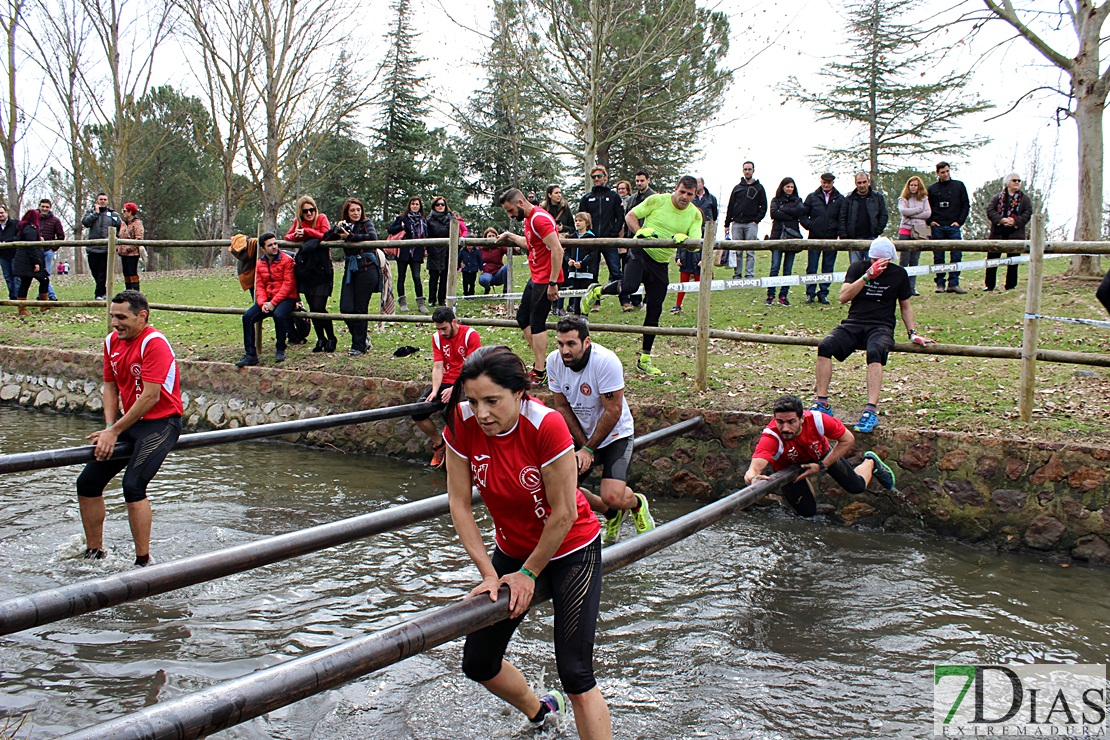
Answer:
[
  {"left": 76, "top": 290, "right": 183, "bottom": 566},
  {"left": 743, "top": 394, "right": 896, "bottom": 517},
  {"left": 415, "top": 306, "right": 482, "bottom": 468},
  {"left": 497, "top": 188, "right": 564, "bottom": 385}
]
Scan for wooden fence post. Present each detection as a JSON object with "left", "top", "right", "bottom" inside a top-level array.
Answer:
[
  {"left": 1019, "top": 214, "right": 1045, "bottom": 422},
  {"left": 696, "top": 222, "right": 716, "bottom": 390},
  {"left": 105, "top": 230, "right": 116, "bottom": 330},
  {"left": 447, "top": 218, "right": 460, "bottom": 309},
  {"left": 505, "top": 243, "right": 515, "bottom": 316}
]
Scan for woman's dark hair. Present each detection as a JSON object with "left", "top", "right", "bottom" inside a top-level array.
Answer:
[
  {"left": 445, "top": 346, "right": 531, "bottom": 436},
  {"left": 342, "top": 198, "right": 365, "bottom": 222},
  {"left": 406, "top": 196, "right": 424, "bottom": 215},
  {"left": 775, "top": 177, "right": 797, "bottom": 199}
]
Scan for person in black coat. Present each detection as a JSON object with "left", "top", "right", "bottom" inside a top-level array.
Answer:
[
  {"left": 0, "top": 205, "right": 19, "bottom": 300},
  {"left": 839, "top": 172, "right": 888, "bottom": 263},
  {"left": 766, "top": 178, "right": 805, "bottom": 305},
  {"left": 13, "top": 209, "right": 48, "bottom": 316},
  {"left": 984, "top": 173, "right": 1033, "bottom": 291},
  {"left": 800, "top": 173, "right": 844, "bottom": 304},
  {"left": 425, "top": 196, "right": 454, "bottom": 307},
  {"left": 387, "top": 196, "right": 429, "bottom": 313},
  {"left": 578, "top": 165, "right": 625, "bottom": 301},
  {"left": 335, "top": 198, "right": 381, "bottom": 356}
]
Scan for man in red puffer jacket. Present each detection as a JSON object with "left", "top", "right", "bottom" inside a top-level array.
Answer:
[{"left": 235, "top": 232, "right": 298, "bottom": 367}]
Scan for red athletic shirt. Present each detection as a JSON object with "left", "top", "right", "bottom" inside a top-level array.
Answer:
[
  {"left": 103, "top": 325, "right": 183, "bottom": 419},
  {"left": 752, "top": 410, "right": 846, "bottom": 471},
  {"left": 524, "top": 207, "right": 564, "bottom": 284},
  {"left": 443, "top": 397, "right": 600, "bottom": 560},
  {"left": 433, "top": 324, "right": 481, "bottom": 385}
]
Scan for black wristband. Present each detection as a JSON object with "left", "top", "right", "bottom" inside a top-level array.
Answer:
[{"left": 818, "top": 461, "right": 827, "bottom": 472}]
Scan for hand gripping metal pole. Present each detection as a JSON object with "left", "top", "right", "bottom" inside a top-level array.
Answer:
[
  {"left": 0, "top": 417, "right": 705, "bottom": 635},
  {"left": 0, "top": 402, "right": 440, "bottom": 474},
  {"left": 57, "top": 466, "right": 797, "bottom": 740}
]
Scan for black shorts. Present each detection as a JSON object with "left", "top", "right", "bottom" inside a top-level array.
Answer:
[
  {"left": 818, "top": 323, "right": 895, "bottom": 366},
  {"left": 461, "top": 537, "right": 603, "bottom": 695},
  {"left": 412, "top": 383, "right": 453, "bottom": 422},
  {"left": 516, "top": 281, "right": 552, "bottom": 335},
  {"left": 577, "top": 435, "right": 633, "bottom": 485},
  {"left": 779, "top": 458, "right": 867, "bottom": 517},
  {"left": 76, "top": 416, "right": 182, "bottom": 503}
]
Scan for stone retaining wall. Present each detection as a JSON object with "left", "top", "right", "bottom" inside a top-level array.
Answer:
[{"left": 2, "top": 345, "right": 1107, "bottom": 565}]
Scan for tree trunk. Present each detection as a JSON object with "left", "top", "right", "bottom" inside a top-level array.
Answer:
[{"left": 1067, "top": 30, "right": 1105, "bottom": 275}]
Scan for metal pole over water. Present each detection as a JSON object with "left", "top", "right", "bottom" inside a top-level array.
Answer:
[
  {"left": 0, "top": 417, "right": 705, "bottom": 635},
  {"left": 57, "top": 467, "right": 798, "bottom": 740}
]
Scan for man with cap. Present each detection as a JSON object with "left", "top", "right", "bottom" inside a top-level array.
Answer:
[
  {"left": 811, "top": 236, "right": 933, "bottom": 434},
  {"left": 800, "top": 173, "right": 844, "bottom": 305}
]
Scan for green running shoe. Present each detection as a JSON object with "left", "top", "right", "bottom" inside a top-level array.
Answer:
[
  {"left": 602, "top": 509, "right": 625, "bottom": 545},
  {"left": 630, "top": 493, "right": 655, "bottom": 534},
  {"left": 864, "top": 451, "right": 896, "bottom": 490},
  {"left": 580, "top": 283, "right": 601, "bottom": 314},
  {"left": 637, "top": 354, "right": 662, "bottom": 376}
]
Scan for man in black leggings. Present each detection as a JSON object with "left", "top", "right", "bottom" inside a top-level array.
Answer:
[
  {"left": 581, "top": 175, "right": 703, "bottom": 376},
  {"left": 76, "top": 290, "right": 183, "bottom": 566},
  {"left": 743, "top": 394, "right": 896, "bottom": 517}
]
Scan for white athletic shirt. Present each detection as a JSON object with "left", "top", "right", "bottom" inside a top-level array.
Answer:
[{"left": 546, "top": 342, "right": 634, "bottom": 448}]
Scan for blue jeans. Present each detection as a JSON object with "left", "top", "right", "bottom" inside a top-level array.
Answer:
[
  {"left": 767, "top": 250, "right": 796, "bottom": 298},
  {"left": 805, "top": 249, "right": 837, "bottom": 299},
  {"left": 243, "top": 298, "right": 296, "bottom": 355},
  {"left": 930, "top": 225, "right": 963, "bottom": 287},
  {"left": 478, "top": 265, "right": 507, "bottom": 292},
  {"left": 601, "top": 247, "right": 622, "bottom": 282},
  {"left": 0, "top": 252, "right": 15, "bottom": 299},
  {"left": 728, "top": 222, "right": 758, "bottom": 278},
  {"left": 43, "top": 249, "right": 57, "bottom": 298},
  {"left": 898, "top": 233, "right": 921, "bottom": 292}
]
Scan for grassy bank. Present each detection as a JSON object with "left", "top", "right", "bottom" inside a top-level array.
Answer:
[{"left": 3, "top": 254, "right": 1108, "bottom": 445}]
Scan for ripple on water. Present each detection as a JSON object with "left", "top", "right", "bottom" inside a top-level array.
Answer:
[{"left": 2, "top": 406, "right": 1109, "bottom": 738}]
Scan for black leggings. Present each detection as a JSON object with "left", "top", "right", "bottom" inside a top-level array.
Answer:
[
  {"left": 462, "top": 537, "right": 603, "bottom": 695},
  {"left": 395, "top": 260, "right": 423, "bottom": 298},
  {"left": 15, "top": 273, "right": 48, "bottom": 299},
  {"left": 601, "top": 251, "right": 669, "bottom": 353},
  {"left": 76, "top": 416, "right": 182, "bottom": 503},
  {"left": 780, "top": 458, "right": 866, "bottom": 517},
  {"left": 302, "top": 293, "right": 336, "bottom": 343},
  {"left": 985, "top": 254, "right": 1019, "bottom": 290},
  {"left": 428, "top": 269, "right": 446, "bottom": 306},
  {"left": 340, "top": 266, "right": 380, "bottom": 352}
]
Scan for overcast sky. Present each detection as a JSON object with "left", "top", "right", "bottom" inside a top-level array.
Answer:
[{"left": 415, "top": 0, "right": 1089, "bottom": 238}]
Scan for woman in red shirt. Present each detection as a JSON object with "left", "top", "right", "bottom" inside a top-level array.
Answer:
[
  {"left": 443, "top": 346, "right": 611, "bottom": 737},
  {"left": 285, "top": 195, "right": 336, "bottom": 352}
]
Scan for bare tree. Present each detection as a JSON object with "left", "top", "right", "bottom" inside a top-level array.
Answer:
[
  {"left": 0, "top": 0, "right": 25, "bottom": 210},
  {"left": 492, "top": 0, "right": 732, "bottom": 176},
  {"left": 178, "top": 0, "right": 368, "bottom": 233},
  {"left": 976, "top": 0, "right": 1106, "bottom": 275},
  {"left": 25, "top": 0, "right": 94, "bottom": 245}
]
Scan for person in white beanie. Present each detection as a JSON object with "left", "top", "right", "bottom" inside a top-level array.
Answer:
[{"left": 810, "top": 236, "right": 933, "bottom": 434}]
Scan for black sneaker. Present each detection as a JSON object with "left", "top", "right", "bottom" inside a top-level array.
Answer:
[
  {"left": 83, "top": 547, "right": 106, "bottom": 560},
  {"left": 806, "top": 295, "right": 816, "bottom": 304},
  {"left": 235, "top": 354, "right": 259, "bottom": 368},
  {"left": 275, "top": 349, "right": 287, "bottom": 363},
  {"left": 764, "top": 296, "right": 774, "bottom": 306},
  {"left": 817, "top": 296, "right": 830, "bottom": 305}
]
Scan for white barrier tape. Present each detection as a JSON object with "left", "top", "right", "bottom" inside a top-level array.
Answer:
[
  {"left": 1025, "top": 313, "right": 1110, "bottom": 329},
  {"left": 450, "top": 253, "right": 1067, "bottom": 300}
]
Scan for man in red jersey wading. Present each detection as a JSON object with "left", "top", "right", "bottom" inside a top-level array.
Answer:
[
  {"left": 414, "top": 305, "right": 482, "bottom": 468},
  {"left": 743, "top": 394, "right": 896, "bottom": 517},
  {"left": 76, "top": 290, "right": 183, "bottom": 566},
  {"left": 497, "top": 187, "right": 564, "bottom": 385}
]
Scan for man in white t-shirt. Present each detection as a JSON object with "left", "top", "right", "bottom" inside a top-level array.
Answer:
[{"left": 547, "top": 315, "right": 655, "bottom": 545}]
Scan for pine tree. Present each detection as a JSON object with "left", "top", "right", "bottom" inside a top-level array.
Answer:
[
  {"left": 368, "top": 0, "right": 433, "bottom": 223},
  {"left": 783, "top": 0, "right": 991, "bottom": 181},
  {"left": 455, "top": 0, "right": 562, "bottom": 215}
]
